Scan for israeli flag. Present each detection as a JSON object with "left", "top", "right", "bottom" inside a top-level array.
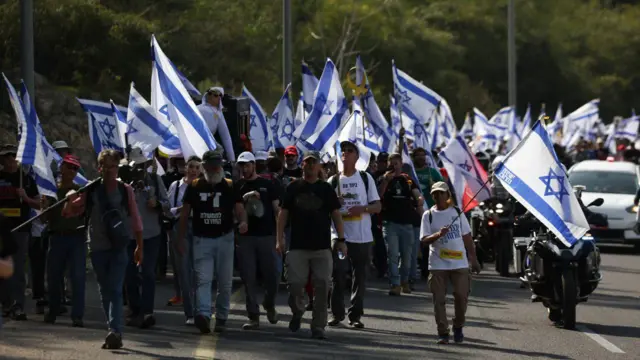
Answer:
[
  {"left": 126, "top": 83, "right": 179, "bottom": 155},
  {"left": 269, "top": 84, "right": 296, "bottom": 149},
  {"left": 355, "top": 56, "right": 394, "bottom": 152},
  {"left": 352, "top": 98, "right": 380, "bottom": 155},
  {"left": 334, "top": 109, "right": 371, "bottom": 172},
  {"left": 615, "top": 115, "right": 639, "bottom": 141},
  {"left": 520, "top": 104, "right": 532, "bottom": 136},
  {"left": 459, "top": 112, "right": 473, "bottom": 138},
  {"left": 293, "top": 58, "right": 349, "bottom": 154},
  {"left": 561, "top": 99, "right": 600, "bottom": 148},
  {"left": 3, "top": 74, "right": 57, "bottom": 198},
  {"left": 294, "top": 92, "right": 305, "bottom": 129},
  {"left": 78, "top": 98, "right": 127, "bottom": 155},
  {"left": 170, "top": 63, "right": 200, "bottom": 98},
  {"left": 242, "top": 85, "right": 271, "bottom": 152},
  {"left": 389, "top": 96, "right": 403, "bottom": 138},
  {"left": 151, "top": 35, "right": 217, "bottom": 159},
  {"left": 471, "top": 107, "right": 498, "bottom": 152},
  {"left": 494, "top": 120, "right": 589, "bottom": 247},
  {"left": 18, "top": 82, "right": 87, "bottom": 186},
  {"left": 302, "top": 60, "right": 319, "bottom": 115}
]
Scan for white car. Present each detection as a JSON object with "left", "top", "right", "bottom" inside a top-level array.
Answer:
[{"left": 567, "top": 160, "right": 640, "bottom": 249}]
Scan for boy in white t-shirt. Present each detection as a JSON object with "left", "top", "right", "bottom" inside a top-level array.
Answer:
[{"left": 420, "top": 181, "right": 481, "bottom": 345}]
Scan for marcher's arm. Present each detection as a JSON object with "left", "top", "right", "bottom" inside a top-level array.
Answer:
[
  {"left": 276, "top": 208, "right": 289, "bottom": 249},
  {"left": 330, "top": 209, "right": 345, "bottom": 239},
  {"left": 0, "top": 257, "right": 14, "bottom": 278}
]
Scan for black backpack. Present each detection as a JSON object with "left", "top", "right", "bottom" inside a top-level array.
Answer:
[
  {"left": 329, "top": 171, "right": 370, "bottom": 195},
  {"left": 427, "top": 206, "right": 462, "bottom": 225},
  {"left": 85, "top": 180, "right": 131, "bottom": 250}
]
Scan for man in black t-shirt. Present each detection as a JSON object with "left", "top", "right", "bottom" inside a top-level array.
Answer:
[
  {"left": 377, "top": 153, "right": 424, "bottom": 296},
  {"left": 0, "top": 144, "right": 40, "bottom": 321},
  {"left": 276, "top": 151, "right": 346, "bottom": 340},
  {"left": 234, "top": 151, "right": 281, "bottom": 330},
  {"left": 282, "top": 146, "right": 303, "bottom": 182},
  {"left": 178, "top": 150, "right": 248, "bottom": 334}
]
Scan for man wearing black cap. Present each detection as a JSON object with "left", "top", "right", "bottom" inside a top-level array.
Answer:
[
  {"left": 276, "top": 150, "right": 346, "bottom": 340},
  {"left": 197, "top": 87, "right": 236, "bottom": 163},
  {"left": 0, "top": 144, "right": 40, "bottom": 321},
  {"left": 327, "top": 141, "right": 381, "bottom": 329},
  {"left": 178, "top": 150, "right": 248, "bottom": 334}
]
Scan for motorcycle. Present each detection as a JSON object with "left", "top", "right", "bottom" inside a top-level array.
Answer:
[
  {"left": 471, "top": 202, "right": 490, "bottom": 268},
  {"left": 520, "top": 194, "right": 605, "bottom": 330},
  {"left": 484, "top": 198, "right": 516, "bottom": 277}
]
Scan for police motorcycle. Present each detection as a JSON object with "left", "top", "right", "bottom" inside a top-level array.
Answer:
[
  {"left": 520, "top": 185, "right": 606, "bottom": 330},
  {"left": 471, "top": 151, "right": 493, "bottom": 267}
]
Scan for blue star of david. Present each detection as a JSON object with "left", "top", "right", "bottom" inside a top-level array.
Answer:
[
  {"left": 281, "top": 118, "right": 295, "bottom": 141},
  {"left": 364, "top": 125, "right": 375, "bottom": 139},
  {"left": 99, "top": 117, "right": 116, "bottom": 140},
  {"left": 159, "top": 105, "right": 171, "bottom": 121},
  {"left": 539, "top": 168, "right": 570, "bottom": 202},
  {"left": 270, "top": 112, "right": 280, "bottom": 133},
  {"left": 250, "top": 114, "right": 257, "bottom": 128},
  {"left": 314, "top": 94, "right": 333, "bottom": 116},
  {"left": 397, "top": 89, "right": 411, "bottom": 105},
  {"left": 304, "top": 103, "right": 312, "bottom": 113},
  {"left": 458, "top": 160, "right": 472, "bottom": 172},
  {"left": 128, "top": 124, "right": 139, "bottom": 134}
]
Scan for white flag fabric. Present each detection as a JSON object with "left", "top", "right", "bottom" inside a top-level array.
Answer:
[
  {"left": 151, "top": 35, "right": 217, "bottom": 159},
  {"left": 494, "top": 120, "right": 589, "bottom": 247},
  {"left": 270, "top": 83, "right": 296, "bottom": 149},
  {"left": 78, "top": 98, "right": 128, "bottom": 155},
  {"left": 242, "top": 85, "right": 271, "bottom": 152}
]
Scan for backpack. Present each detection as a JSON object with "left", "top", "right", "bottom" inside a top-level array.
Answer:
[
  {"left": 85, "top": 180, "right": 131, "bottom": 250},
  {"left": 330, "top": 171, "right": 370, "bottom": 195}
]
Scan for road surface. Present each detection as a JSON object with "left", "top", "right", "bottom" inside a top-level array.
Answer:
[{"left": 1, "top": 245, "right": 638, "bottom": 360}]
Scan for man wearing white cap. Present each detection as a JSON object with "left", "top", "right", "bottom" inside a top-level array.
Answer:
[
  {"left": 197, "top": 87, "right": 235, "bottom": 163},
  {"left": 420, "top": 181, "right": 480, "bottom": 345},
  {"left": 234, "top": 151, "right": 280, "bottom": 330}
]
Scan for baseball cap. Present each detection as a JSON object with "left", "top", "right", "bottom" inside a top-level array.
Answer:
[
  {"left": 430, "top": 181, "right": 450, "bottom": 194},
  {"left": 206, "top": 86, "right": 224, "bottom": 96},
  {"left": 0, "top": 144, "right": 17, "bottom": 156},
  {"left": 284, "top": 146, "right": 298, "bottom": 156},
  {"left": 255, "top": 151, "right": 269, "bottom": 161},
  {"left": 340, "top": 140, "right": 359, "bottom": 154},
  {"left": 237, "top": 151, "right": 256, "bottom": 163},
  {"left": 303, "top": 151, "right": 321, "bottom": 162},
  {"left": 202, "top": 150, "right": 223, "bottom": 166},
  {"left": 61, "top": 154, "right": 81, "bottom": 168},
  {"left": 378, "top": 152, "right": 389, "bottom": 160},
  {"left": 51, "top": 140, "right": 70, "bottom": 150}
]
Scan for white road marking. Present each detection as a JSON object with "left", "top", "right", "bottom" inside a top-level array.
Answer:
[
  {"left": 577, "top": 325, "right": 625, "bottom": 354},
  {"left": 193, "top": 288, "right": 245, "bottom": 359}
]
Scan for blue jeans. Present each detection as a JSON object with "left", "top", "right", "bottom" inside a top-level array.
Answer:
[
  {"left": 126, "top": 235, "right": 162, "bottom": 316},
  {"left": 193, "top": 232, "right": 235, "bottom": 320},
  {"left": 410, "top": 226, "right": 421, "bottom": 282},
  {"left": 47, "top": 234, "right": 86, "bottom": 319},
  {"left": 383, "top": 222, "right": 414, "bottom": 286},
  {"left": 91, "top": 248, "right": 128, "bottom": 334},
  {"left": 170, "top": 226, "right": 194, "bottom": 318}
]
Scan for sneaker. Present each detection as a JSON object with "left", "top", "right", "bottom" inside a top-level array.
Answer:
[
  {"left": 437, "top": 335, "right": 450, "bottom": 344},
  {"left": 11, "top": 308, "right": 27, "bottom": 321},
  {"left": 401, "top": 283, "right": 412, "bottom": 294},
  {"left": 101, "top": 332, "right": 123, "bottom": 350},
  {"left": 214, "top": 318, "right": 226, "bottom": 333},
  {"left": 265, "top": 308, "right": 279, "bottom": 324},
  {"left": 289, "top": 312, "right": 302, "bottom": 332},
  {"left": 327, "top": 316, "right": 343, "bottom": 327},
  {"left": 311, "top": 328, "right": 327, "bottom": 340},
  {"left": 71, "top": 318, "right": 84, "bottom": 328},
  {"left": 194, "top": 314, "right": 211, "bottom": 334},
  {"left": 388, "top": 286, "right": 401, "bottom": 296},
  {"left": 348, "top": 319, "right": 365, "bottom": 329},
  {"left": 166, "top": 296, "right": 183, "bottom": 306},
  {"left": 185, "top": 318, "right": 195, "bottom": 326},
  {"left": 140, "top": 314, "right": 156, "bottom": 329},
  {"left": 453, "top": 327, "right": 464, "bottom": 343},
  {"left": 242, "top": 319, "right": 259, "bottom": 330}
]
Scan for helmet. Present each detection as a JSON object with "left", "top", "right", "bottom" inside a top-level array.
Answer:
[{"left": 491, "top": 155, "right": 506, "bottom": 171}]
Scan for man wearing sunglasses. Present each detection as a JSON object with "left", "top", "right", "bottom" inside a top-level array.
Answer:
[
  {"left": 0, "top": 144, "right": 40, "bottom": 321},
  {"left": 197, "top": 87, "right": 236, "bottom": 163}
]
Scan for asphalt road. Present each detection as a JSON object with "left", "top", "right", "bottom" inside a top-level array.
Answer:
[{"left": 1, "top": 245, "right": 638, "bottom": 360}]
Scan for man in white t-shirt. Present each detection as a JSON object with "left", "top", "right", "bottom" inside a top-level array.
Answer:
[
  {"left": 328, "top": 140, "right": 381, "bottom": 329},
  {"left": 420, "top": 181, "right": 480, "bottom": 345}
]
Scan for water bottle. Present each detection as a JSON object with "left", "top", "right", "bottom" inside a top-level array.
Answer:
[{"left": 337, "top": 250, "right": 345, "bottom": 260}]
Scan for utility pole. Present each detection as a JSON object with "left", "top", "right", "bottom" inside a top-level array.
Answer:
[
  {"left": 283, "top": 0, "right": 292, "bottom": 92},
  {"left": 507, "top": 0, "right": 516, "bottom": 109},
  {"left": 21, "top": 0, "right": 35, "bottom": 99}
]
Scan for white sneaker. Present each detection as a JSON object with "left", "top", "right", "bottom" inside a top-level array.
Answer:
[{"left": 186, "top": 318, "right": 195, "bottom": 325}]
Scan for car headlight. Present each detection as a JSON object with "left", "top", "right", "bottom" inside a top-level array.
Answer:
[
  {"left": 489, "top": 209, "right": 494, "bottom": 213},
  {"left": 496, "top": 208, "right": 504, "bottom": 214},
  {"left": 626, "top": 205, "right": 639, "bottom": 213},
  {"left": 496, "top": 203, "right": 503, "bottom": 209}
]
